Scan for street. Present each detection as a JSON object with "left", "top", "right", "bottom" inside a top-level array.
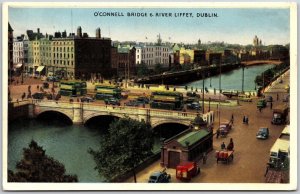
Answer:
[{"left": 125, "top": 70, "right": 290, "bottom": 183}]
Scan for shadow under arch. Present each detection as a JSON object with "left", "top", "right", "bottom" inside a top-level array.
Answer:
[
  {"left": 36, "top": 110, "right": 73, "bottom": 126},
  {"left": 152, "top": 122, "right": 190, "bottom": 139},
  {"left": 84, "top": 115, "right": 120, "bottom": 131}
]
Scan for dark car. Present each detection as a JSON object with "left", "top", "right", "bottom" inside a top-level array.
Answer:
[
  {"left": 81, "top": 97, "right": 95, "bottom": 103},
  {"left": 148, "top": 171, "right": 171, "bottom": 183},
  {"left": 257, "top": 99, "right": 267, "bottom": 109},
  {"left": 32, "top": 92, "right": 45, "bottom": 99},
  {"left": 105, "top": 98, "right": 120, "bottom": 106},
  {"left": 266, "top": 96, "right": 273, "bottom": 102},
  {"left": 186, "top": 92, "right": 200, "bottom": 98},
  {"left": 136, "top": 96, "right": 150, "bottom": 104},
  {"left": 256, "top": 127, "right": 269, "bottom": 139},
  {"left": 125, "top": 100, "right": 139, "bottom": 107},
  {"left": 187, "top": 102, "right": 201, "bottom": 110}
]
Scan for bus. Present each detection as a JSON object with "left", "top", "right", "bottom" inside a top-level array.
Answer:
[
  {"left": 268, "top": 125, "right": 290, "bottom": 168},
  {"left": 59, "top": 81, "right": 87, "bottom": 96},
  {"left": 94, "top": 85, "right": 122, "bottom": 100},
  {"left": 150, "top": 91, "right": 184, "bottom": 110}
]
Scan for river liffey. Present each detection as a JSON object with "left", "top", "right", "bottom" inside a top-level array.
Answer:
[
  {"left": 186, "top": 64, "right": 275, "bottom": 91},
  {"left": 8, "top": 118, "right": 107, "bottom": 182}
]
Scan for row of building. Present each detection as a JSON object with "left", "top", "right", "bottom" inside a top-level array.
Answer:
[{"left": 9, "top": 23, "right": 289, "bottom": 80}]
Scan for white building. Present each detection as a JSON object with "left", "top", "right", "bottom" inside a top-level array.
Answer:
[
  {"left": 135, "top": 46, "right": 142, "bottom": 65},
  {"left": 13, "top": 39, "right": 24, "bottom": 65},
  {"left": 140, "top": 45, "right": 170, "bottom": 69}
]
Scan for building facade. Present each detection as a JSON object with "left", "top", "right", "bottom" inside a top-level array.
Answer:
[
  {"left": 8, "top": 23, "right": 14, "bottom": 79},
  {"left": 13, "top": 40, "right": 24, "bottom": 65},
  {"left": 141, "top": 45, "right": 170, "bottom": 69}
]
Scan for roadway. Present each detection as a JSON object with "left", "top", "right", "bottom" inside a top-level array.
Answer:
[{"left": 125, "top": 71, "right": 290, "bottom": 183}]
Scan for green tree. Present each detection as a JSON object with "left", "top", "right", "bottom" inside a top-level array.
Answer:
[
  {"left": 154, "top": 63, "right": 163, "bottom": 74},
  {"left": 137, "top": 62, "right": 149, "bottom": 77},
  {"left": 88, "top": 117, "right": 154, "bottom": 183},
  {"left": 8, "top": 140, "right": 78, "bottom": 182}
]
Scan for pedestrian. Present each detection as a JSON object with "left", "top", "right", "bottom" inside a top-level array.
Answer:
[
  {"left": 243, "top": 115, "right": 246, "bottom": 123},
  {"left": 202, "top": 152, "right": 207, "bottom": 164},
  {"left": 21, "top": 92, "right": 26, "bottom": 101},
  {"left": 37, "top": 85, "right": 39, "bottom": 90},
  {"left": 214, "top": 88, "right": 216, "bottom": 95},
  {"left": 231, "top": 114, "right": 234, "bottom": 124},
  {"left": 227, "top": 138, "right": 234, "bottom": 151},
  {"left": 270, "top": 102, "right": 273, "bottom": 109},
  {"left": 216, "top": 128, "right": 220, "bottom": 138},
  {"left": 221, "top": 142, "right": 226, "bottom": 150},
  {"left": 245, "top": 116, "right": 249, "bottom": 125}
]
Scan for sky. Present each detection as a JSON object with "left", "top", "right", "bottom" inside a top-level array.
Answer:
[{"left": 8, "top": 7, "right": 290, "bottom": 45}]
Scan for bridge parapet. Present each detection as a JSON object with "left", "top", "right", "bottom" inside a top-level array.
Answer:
[{"left": 32, "top": 100, "right": 214, "bottom": 126}]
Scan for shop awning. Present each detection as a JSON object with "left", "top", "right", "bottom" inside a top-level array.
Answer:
[
  {"left": 14, "top": 63, "right": 23, "bottom": 68},
  {"left": 36, "top": 66, "right": 45, "bottom": 72}
]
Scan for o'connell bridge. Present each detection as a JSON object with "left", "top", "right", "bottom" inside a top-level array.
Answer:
[{"left": 24, "top": 100, "right": 214, "bottom": 128}]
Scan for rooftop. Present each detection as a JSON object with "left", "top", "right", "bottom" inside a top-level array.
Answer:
[{"left": 177, "top": 130, "right": 210, "bottom": 147}]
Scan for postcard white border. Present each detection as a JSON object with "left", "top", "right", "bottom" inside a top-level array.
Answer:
[{"left": 2, "top": 2, "right": 297, "bottom": 191}]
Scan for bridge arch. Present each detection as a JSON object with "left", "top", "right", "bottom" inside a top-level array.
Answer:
[
  {"left": 83, "top": 112, "right": 124, "bottom": 124},
  {"left": 152, "top": 120, "right": 191, "bottom": 139},
  {"left": 36, "top": 110, "right": 73, "bottom": 124}
]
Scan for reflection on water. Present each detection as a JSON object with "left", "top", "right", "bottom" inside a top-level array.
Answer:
[{"left": 186, "top": 64, "right": 275, "bottom": 91}]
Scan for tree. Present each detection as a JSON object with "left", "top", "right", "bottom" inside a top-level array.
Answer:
[
  {"left": 154, "top": 63, "right": 164, "bottom": 74},
  {"left": 137, "top": 62, "right": 149, "bottom": 77},
  {"left": 88, "top": 117, "right": 154, "bottom": 183},
  {"left": 8, "top": 140, "right": 78, "bottom": 182}
]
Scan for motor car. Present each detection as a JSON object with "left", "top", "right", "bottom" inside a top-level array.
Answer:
[
  {"left": 136, "top": 96, "right": 150, "bottom": 104},
  {"left": 266, "top": 96, "right": 273, "bottom": 102},
  {"left": 187, "top": 102, "right": 201, "bottom": 110},
  {"left": 238, "top": 94, "right": 252, "bottom": 102},
  {"left": 148, "top": 171, "right": 171, "bottom": 183},
  {"left": 256, "top": 127, "right": 269, "bottom": 139},
  {"left": 81, "top": 96, "right": 95, "bottom": 102},
  {"left": 219, "top": 120, "right": 232, "bottom": 133},
  {"left": 186, "top": 92, "right": 200, "bottom": 98},
  {"left": 47, "top": 76, "right": 60, "bottom": 82},
  {"left": 32, "top": 92, "right": 45, "bottom": 99},
  {"left": 282, "top": 94, "right": 290, "bottom": 102},
  {"left": 257, "top": 99, "right": 267, "bottom": 108},
  {"left": 184, "top": 97, "right": 197, "bottom": 103},
  {"left": 43, "top": 82, "right": 49, "bottom": 89},
  {"left": 124, "top": 100, "right": 139, "bottom": 107},
  {"left": 105, "top": 98, "right": 120, "bottom": 106}
]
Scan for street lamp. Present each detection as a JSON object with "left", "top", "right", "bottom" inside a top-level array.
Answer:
[
  {"left": 202, "top": 72, "right": 205, "bottom": 114},
  {"left": 242, "top": 64, "right": 245, "bottom": 94},
  {"left": 218, "top": 63, "right": 222, "bottom": 129}
]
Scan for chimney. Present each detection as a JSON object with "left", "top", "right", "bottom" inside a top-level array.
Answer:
[
  {"left": 77, "top": 26, "right": 82, "bottom": 38},
  {"left": 96, "top": 28, "right": 101, "bottom": 39},
  {"left": 37, "top": 28, "right": 40, "bottom": 35}
]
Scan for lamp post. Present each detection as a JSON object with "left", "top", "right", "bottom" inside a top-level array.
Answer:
[
  {"left": 218, "top": 63, "right": 221, "bottom": 129},
  {"left": 208, "top": 97, "right": 211, "bottom": 112},
  {"left": 202, "top": 72, "right": 205, "bottom": 114},
  {"left": 242, "top": 64, "right": 245, "bottom": 94}
]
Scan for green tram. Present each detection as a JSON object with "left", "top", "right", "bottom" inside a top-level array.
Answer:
[
  {"left": 150, "top": 91, "right": 184, "bottom": 110},
  {"left": 94, "top": 85, "right": 122, "bottom": 100},
  {"left": 59, "top": 81, "right": 87, "bottom": 96}
]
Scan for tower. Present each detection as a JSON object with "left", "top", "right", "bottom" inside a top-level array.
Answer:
[
  {"left": 77, "top": 26, "right": 82, "bottom": 38},
  {"left": 96, "top": 28, "right": 101, "bottom": 39}
]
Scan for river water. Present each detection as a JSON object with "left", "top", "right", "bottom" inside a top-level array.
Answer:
[
  {"left": 8, "top": 64, "right": 275, "bottom": 182},
  {"left": 186, "top": 64, "right": 275, "bottom": 91}
]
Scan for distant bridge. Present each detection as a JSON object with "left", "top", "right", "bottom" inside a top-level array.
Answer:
[
  {"left": 27, "top": 100, "right": 214, "bottom": 128},
  {"left": 241, "top": 60, "right": 283, "bottom": 66}
]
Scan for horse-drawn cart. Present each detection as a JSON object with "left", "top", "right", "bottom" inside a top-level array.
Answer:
[{"left": 216, "top": 150, "right": 234, "bottom": 164}]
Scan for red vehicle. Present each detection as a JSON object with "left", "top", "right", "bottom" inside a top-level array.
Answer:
[
  {"left": 176, "top": 162, "right": 200, "bottom": 181},
  {"left": 215, "top": 150, "right": 234, "bottom": 164}
]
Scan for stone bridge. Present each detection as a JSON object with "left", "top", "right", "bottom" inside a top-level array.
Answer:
[{"left": 29, "top": 100, "right": 214, "bottom": 128}]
